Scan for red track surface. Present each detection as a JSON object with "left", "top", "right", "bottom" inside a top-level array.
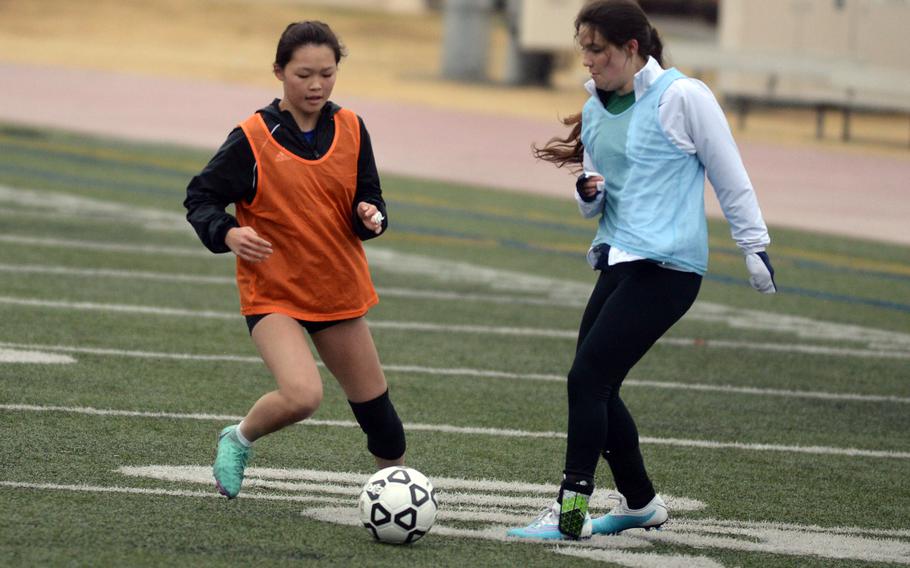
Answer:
[{"left": 1, "top": 63, "right": 907, "bottom": 245}]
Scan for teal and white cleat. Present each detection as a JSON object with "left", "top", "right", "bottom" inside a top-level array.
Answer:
[
  {"left": 213, "top": 425, "right": 251, "bottom": 499},
  {"left": 507, "top": 502, "right": 592, "bottom": 540},
  {"left": 592, "top": 493, "right": 668, "bottom": 535}
]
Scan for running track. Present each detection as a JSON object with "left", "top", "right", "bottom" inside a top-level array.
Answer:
[{"left": 1, "top": 63, "right": 907, "bottom": 246}]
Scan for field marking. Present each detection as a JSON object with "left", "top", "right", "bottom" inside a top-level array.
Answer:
[
  {"left": 0, "top": 348, "right": 75, "bottom": 364},
  {"left": 4, "top": 472, "right": 907, "bottom": 567},
  {"left": 2, "top": 294, "right": 909, "bottom": 360},
  {"left": 626, "top": 379, "right": 910, "bottom": 404},
  {"left": 2, "top": 340, "right": 908, "bottom": 405},
  {"left": 4, "top": 259, "right": 910, "bottom": 357},
  {"left": 4, "top": 179, "right": 910, "bottom": 333},
  {"left": 303, "top": 505, "right": 910, "bottom": 566},
  {"left": 2, "top": 403, "right": 908, "bottom": 460},
  {"left": 0, "top": 480, "right": 349, "bottom": 506},
  {"left": 0, "top": 263, "right": 236, "bottom": 285},
  {"left": 120, "top": 466, "right": 707, "bottom": 511},
  {"left": 0, "top": 185, "right": 189, "bottom": 233},
  {"left": 117, "top": 465, "right": 704, "bottom": 512},
  {"left": 552, "top": 548, "right": 723, "bottom": 568},
  {"left": 0, "top": 234, "right": 207, "bottom": 257},
  {"left": 0, "top": 341, "right": 265, "bottom": 364},
  {"left": 3, "top": 227, "right": 910, "bottom": 350},
  {"left": 0, "top": 263, "right": 584, "bottom": 307},
  {"left": 136, "top": 465, "right": 910, "bottom": 565},
  {"left": 0, "top": 479, "right": 684, "bottom": 567},
  {"left": 366, "top": 247, "right": 910, "bottom": 351},
  {"left": 5, "top": 183, "right": 910, "bottom": 280},
  {"left": 658, "top": 336, "right": 910, "bottom": 359},
  {"left": 305, "top": 506, "right": 723, "bottom": 567}
]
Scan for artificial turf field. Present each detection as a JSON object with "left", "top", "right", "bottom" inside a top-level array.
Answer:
[{"left": 0, "top": 124, "right": 908, "bottom": 567}]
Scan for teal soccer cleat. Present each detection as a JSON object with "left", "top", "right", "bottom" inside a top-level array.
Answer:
[
  {"left": 507, "top": 502, "right": 592, "bottom": 540},
  {"left": 213, "top": 425, "right": 251, "bottom": 499},
  {"left": 592, "top": 493, "right": 668, "bottom": 535}
]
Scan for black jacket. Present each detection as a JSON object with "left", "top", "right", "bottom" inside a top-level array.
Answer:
[{"left": 184, "top": 99, "right": 387, "bottom": 253}]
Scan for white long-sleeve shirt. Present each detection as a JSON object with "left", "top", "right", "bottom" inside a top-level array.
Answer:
[{"left": 577, "top": 57, "right": 770, "bottom": 268}]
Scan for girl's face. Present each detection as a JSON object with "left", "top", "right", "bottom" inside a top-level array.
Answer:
[
  {"left": 578, "top": 25, "right": 639, "bottom": 94},
  {"left": 274, "top": 44, "right": 338, "bottom": 119}
]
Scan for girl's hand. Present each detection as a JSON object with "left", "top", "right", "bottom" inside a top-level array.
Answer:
[
  {"left": 576, "top": 172, "right": 604, "bottom": 202},
  {"left": 357, "top": 202, "right": 384, "bottom": 234},
  {"left": 745, "top": 251, "right": 777, "bottom": 294},
  {"left": 225, "top": 226, "right": 273, "bottom": 263}
]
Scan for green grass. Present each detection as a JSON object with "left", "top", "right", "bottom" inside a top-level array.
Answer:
[{"left": 0, "top": 124, "right": 908, "bottom": 567}]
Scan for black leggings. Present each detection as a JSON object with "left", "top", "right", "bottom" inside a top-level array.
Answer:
[{"left": 564, "top": 260, "right": 701, "bottom": 508}]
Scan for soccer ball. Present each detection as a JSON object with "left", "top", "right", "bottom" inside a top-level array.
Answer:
[{"left": 359, "top": 466, "right": 438, "bottom": 544}]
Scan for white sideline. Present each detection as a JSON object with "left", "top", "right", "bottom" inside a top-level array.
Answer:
[
  {"left": 1, "top": 340, "right": 908, "bottom": 404},
  {"left": 0, "top": 348, "right": 75, "bottom": 364},
  {"left": 1, "top": 403, "right": 908, "bottom": 460},
  {"left": 1, "top": 295, "right": 909, "bottom": 360},
  {"left": 117, "top": 465, "right": 704, "bottom": 511},
  {"left": 2, "top": 227, "right": 910, "bottom": 351},
  {"left": 0, "top": 234, "right": 207, "bottom": 257},
  {"left": 0, "top": 263, "right": 585, "bottom": 307},
  {"left": 3, "top": 477, "right": 907, "bottom": 567}
]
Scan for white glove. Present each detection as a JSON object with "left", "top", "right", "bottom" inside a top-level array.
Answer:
[
  {"left": 576, "top": 170, "right": 605, "bottom": 201},
  {"left": 745, "top": 251, "right": 777, "bottom": 294}
]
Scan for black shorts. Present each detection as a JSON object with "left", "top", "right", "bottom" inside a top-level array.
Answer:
[{"left": 245, "top": 313, "right": 350, "bottom": 336}]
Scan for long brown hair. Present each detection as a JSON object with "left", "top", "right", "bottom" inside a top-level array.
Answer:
[
  {"left": 532, "top": 113, "right": 584, "bottom": 172},
  {"left": 532, "top": 0, "right": 664, "bottom": 171}
]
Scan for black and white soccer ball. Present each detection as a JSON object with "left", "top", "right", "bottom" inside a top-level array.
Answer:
[{"left": 359, "top": 466, "right": 438, "bottom": 544}]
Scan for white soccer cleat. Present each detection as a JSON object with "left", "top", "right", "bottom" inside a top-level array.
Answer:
[{"left": 591, "top": 493, "right": 668, "bottom": 535}]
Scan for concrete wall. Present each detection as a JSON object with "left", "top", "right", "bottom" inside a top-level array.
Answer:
[
  {"left": 718, "top": 0, "right": 910, "bottom": 107},
  {"left": 517, "top": 0, "right": 585, "bottom": 50}
]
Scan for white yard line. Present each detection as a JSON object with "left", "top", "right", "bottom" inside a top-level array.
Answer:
[
  {"left": 1, "top": 340, "right": 907, "bottom": 404},
  {"left": 4, "top": 475, "right": 907, "bottom": 567},
  {"left": 0, "top": 348, "right": 75, "bottom": 364},
  {"left": 1, "top": 403, "right": 908, "bottom": 460},
  {"left": 2, "top": 295, "right": 909, "bottom": 360},
  {"left": 0, "top": 234, "right": 207, "bottom": 257},
  {"left": 0, "top": 186, "right": 189, "bottom": 233},
  {"left": 0, "top": 263, "right": 583, "bottom": 306},
  {"left": 2, "top": 227, "right": 909, "bottom": 350},
  {"left": 0, "top": 263, "right": 235, "bottom": 285},
  {"left": 117, "top": 465, "right": 705, "bottom": 512},
  {"left": 0, "top": 480, "right": 347, "bottom": 506}
]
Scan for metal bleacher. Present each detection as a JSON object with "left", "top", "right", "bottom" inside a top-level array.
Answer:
[
  {"left": 693, "top": 0, "right": 910, "bottom": 146},
  {"left": 668, "top": 40, "right": 910, "bottom": 144}
]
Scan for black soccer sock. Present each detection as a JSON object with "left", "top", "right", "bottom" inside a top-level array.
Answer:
[
  {"left": 604, "top": 447, "right": 655, "bottom": 509},
  {"left": 558, "top": 473, "right": 595, "bottom": 503}
]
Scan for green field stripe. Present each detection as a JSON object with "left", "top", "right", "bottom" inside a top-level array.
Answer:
[
  {"left": 0, "top": 128, "right": 206, "bottom": 173},
  {"left": 0, "top": 137, "right": 199, "bottom": 177},
  {"left": 0, "top": 147, "right": 185, "bottom": 198},
  {"left": 3, "top": 403, "right": 909, "bottom": 460}
]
